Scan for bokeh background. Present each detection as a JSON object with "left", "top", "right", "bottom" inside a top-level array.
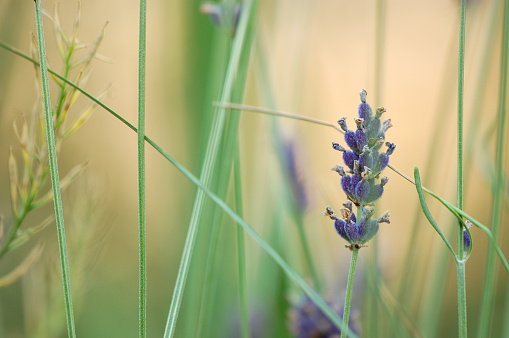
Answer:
[{"left": 0, "top": 0, "right": 507, "bottom": 337}]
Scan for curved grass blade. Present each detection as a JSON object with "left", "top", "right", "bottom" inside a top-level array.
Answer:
[
  {"left": 414, "top": 167, "right": 457, "bottom": 259},
  {"left": 33, "top": 1, "right": 76, "bottom": 337},
  {"left": 478, "top": 0, "right": 509, "bottom": 335}
]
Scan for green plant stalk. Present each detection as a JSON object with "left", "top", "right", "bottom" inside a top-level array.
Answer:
[
  {"left": 137, "top": 0, "right": 147, "bottom": 336},
  {"left": 341, "top": 247, "right": 359, "bottom": 338},
  {"left": 163, "top": 1, "right": 256, "bottom": 337},
  {"left": 478, "top": 0, "right": 509, "bottom": 335},
  {"left": 294, "top": 216, "right": 321, "bottom": 291},
  {"left": 234, "top": 146, "right": 250, "bottom": 338},
  {"left": 456, "top": 1, "right": 467, "bottom": 336},
  {"left": 33, "top": 1, "right": 76, "bottom": 337},
  {"left": 196, "top": 13, "right": 256, "bottom": 336}
]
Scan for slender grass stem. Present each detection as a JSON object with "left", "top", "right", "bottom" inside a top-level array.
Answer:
[
  {"left": 233, "top": 146, "right": 250, "bottom": 338},
  {"left": 478, "top": 0, "right": 509, "bottom": 335},
  {"left": 137, "top": 0, "right": 147, "bottom": 336},
  {"left": 456, "top": 1, "right": 467, "bottom": 336},
  {"left": 341, "top": 247, "right": 359, "bottom": 338},
  {"left": 163, "top": 2, "right": 256, "bottom": 337},
  {"left": 33, "top": 1, "right": 76, "bottom": 337}
]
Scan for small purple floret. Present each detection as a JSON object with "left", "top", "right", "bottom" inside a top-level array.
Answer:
[
  {"left": 343, "top": 151, "right": 358, "bottom": 170},
  {"left": 355, "top": 129, "right": 368, "bottom": 150},
  {"left": 345, "top": 221, "right": 361, "bottom": 243},
  {"left": 355, "top": 180, "right": 370, "bottom": 201},
  {"left": 378, "top": 153, "right": 389, "bottom": 171},
  {"left": 341, "top": 175, "right": 352, "bottom": 196},
  {"left": 359, "top": 152, "right": 373, "bottom": 169},
  {"left": 358, "top": 102, "right": 372, "bottom": 123},
  {"left": 386, "top": 142, "right": 396, "bottom": 155},
  {"left": 344, "top": 131, "right": 358, "bottom": 153},
  {"left": 334, "top": 219, "right": 347, "bottom": 239},
  {"left": 463, "top": 229, "right": 471, "bottom": 252}
]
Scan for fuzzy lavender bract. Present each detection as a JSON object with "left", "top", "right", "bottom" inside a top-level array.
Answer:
[{"left": 325, "top": 89, "right": 395, "bottom": 247}]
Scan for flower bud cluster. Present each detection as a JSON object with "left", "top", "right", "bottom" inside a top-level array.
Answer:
[{"left": 324, "top": 89, "right": 395, "bottom": 246}]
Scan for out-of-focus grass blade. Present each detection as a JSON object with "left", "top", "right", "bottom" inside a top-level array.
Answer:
[
  {"left": 163, "top": 1, "right": 257, "bottom": 337},
  {"left": 0, "top": 242, "right": 44, "bottom": 288},
  {"left": 33, "top": 1, "right": 76, "bottom": 337},
  {"left": 414, "top": 167, "right": 458, "bottom": 259}
]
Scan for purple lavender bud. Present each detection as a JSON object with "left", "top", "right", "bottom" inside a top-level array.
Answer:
[
  {"left": 386, "top": 142, "right": 396, "bottom": 156},
  {"left": 343, "top": 201, "right": 353, "bottom": 212},
  {"left": 351, "top": 174, "right": 362, "bottom": 191},
  {"left": 341, "top": 175, "right": 353, "bottom": 196},
  {"left": 463, "top": 229, "right": 471, "bottom": 253},
  {"left": 377, "top": 153, "right": 389, "bottom": 172},
  {"left": 334, "top": 218, "right": 348, "bottom": 240},
  {"left": 343, "top": 151, "right": 358, "bottom": 171},
  {"left": 337, "top": 117, "right": 348, "bottom": 132},
  {"left": 344, "top": 131, "right": 358, "bottom": 153},
  {"left": 463, "top": 220, "right": 472, "bottom": 256},
  {"left": 358, "top": 102, "right": 372, "bottom": 123},
  {"left": 359, "top": 151, "right": 373, "bottom": 170},
  {"left": 345, "top": 220, "right": 361, "bottom": 243},
  {"left": 356, "top": 208, "right": 374, "bottom": 240},
  {"left": 355, "top": 129, "right": 368, "bottom": 150},
  {"left": 355, "top": 180, "right": 370, "bottom": 202},
  {"left": 381, "top": 176, "right": 389, "bottom": 186}
]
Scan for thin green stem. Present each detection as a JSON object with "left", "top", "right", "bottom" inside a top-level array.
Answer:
[
  {"left": 137, "top": 0, "right": 147, "bottom": 336},
  {"left": 234, "top": 146, "right": 250, "bottom": 338},
  {"left": 163, "top": 2, "right": 256, "bottom": 337},
  {"left": 295, "top": 217, "right": 322, "bottom": 292},
  {"left": 478, "top": 0, "right": 509, "bottom": 335},
  {"left": 341, "top": 247, "right": 359, "bottom": 338},
  {"left": 457, "top": 1, "right": 467, "bottom": 336},
  {"left": 33, "top": 1, "right": 76, "bottom": 337}
]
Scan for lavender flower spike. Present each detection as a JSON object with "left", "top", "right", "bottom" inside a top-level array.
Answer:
[{"left": 324, "top": 89, "right": 395, "bottom": 248}]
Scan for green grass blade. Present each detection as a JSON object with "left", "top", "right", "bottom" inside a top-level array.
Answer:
[
  {"left": 33, "top": 1, "right": 76, "bottom": 337},
  {"left": 137, "top": 0, "right": 147, "bottom": 336},
  {"left": 456, "top": 2, "right": 467, "bottom": 336},
  {"left": 414, "top": 170, "right": 457, "bottom": 260},
  {"left": 478, "top": 0, "right": 509, "bottom": 334},
  {"left": 163, "top": 2, "right": 257, "bottom": 336},
  {"left": 234, "top": 146, "right": 249, "bottom": 338}
]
